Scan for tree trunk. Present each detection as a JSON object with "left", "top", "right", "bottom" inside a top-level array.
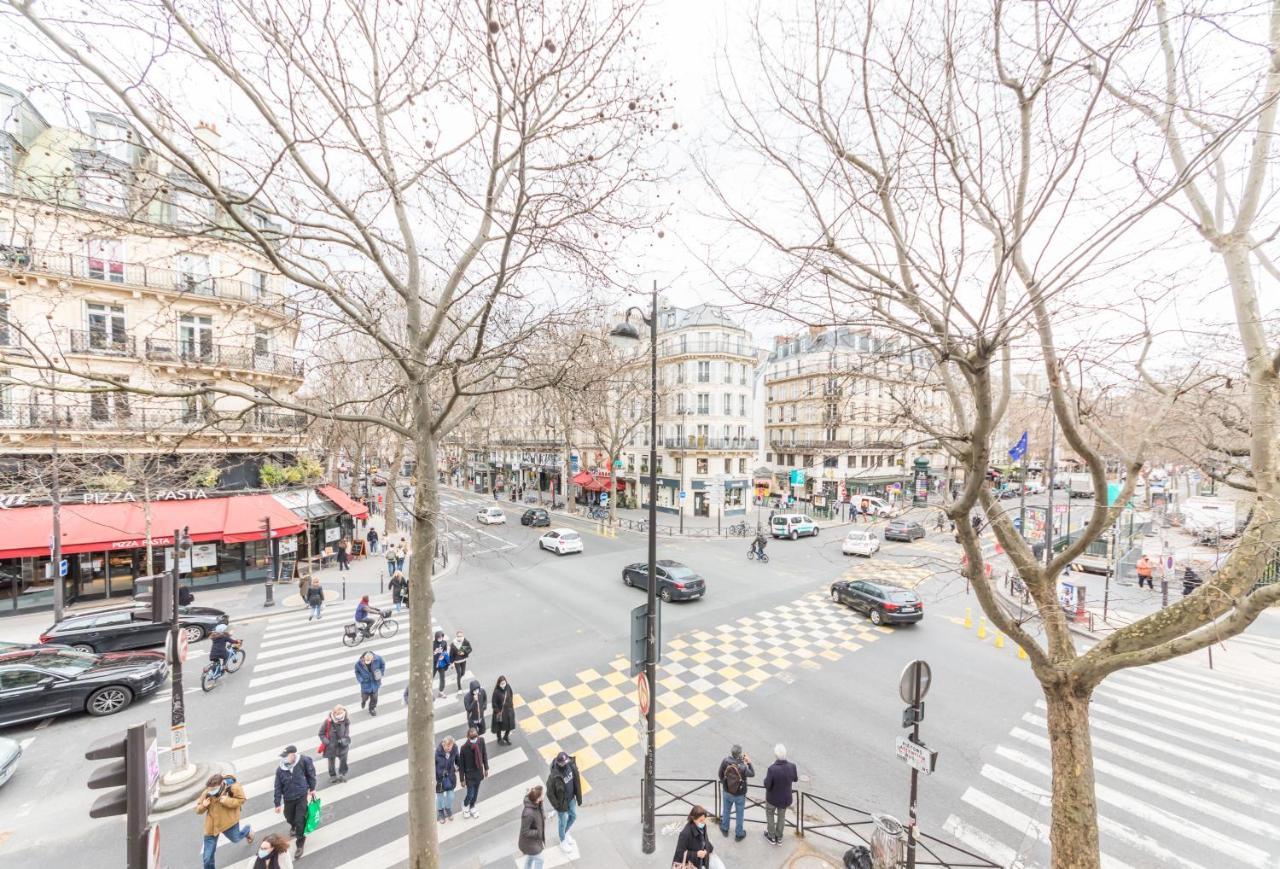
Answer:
[
  {"left": 1044, "top": 679, "right": 1101, "bottom": 869},
  {"left": 609, "top": 458, "right": 618, "bottom": 525},
  {"left": 407, "top": 390, "right": 440, "bottom": 868},
  {"left": 384, "top": 440, "right": 406, "bottom": 537}
]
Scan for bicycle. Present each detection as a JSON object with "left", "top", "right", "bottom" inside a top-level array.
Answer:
[
  {"left": 343, "top": 609, "right": 399, "bottom": 647},
  {"left": 588, "top": 506, "right": 609, "bottom": 520},
  {"left": 728, "top": 521, "right": 750, "bottom": 537},
  {"left": 747, "top": 547, "right": 770, "bottom": 563},
  {"left": 200, "top": 642, "right": 245, "bottom": 692}
]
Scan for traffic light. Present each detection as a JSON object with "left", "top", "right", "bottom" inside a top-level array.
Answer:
[{"left": 86, "top": 721, "right": 156, "bottom": 868}]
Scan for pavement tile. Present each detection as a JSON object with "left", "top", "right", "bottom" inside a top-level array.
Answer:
[
  {"left": 597, "top": 685, "right": 624, "bottom": 703},
  {"left": 539, "top": 679, "right": 567, "bottom": 695},
  {"left": 546, "top": 718, "right": 576, "bottom": 740},
  {"left": 526, "top": 696, "right": 555, "bottom": 716},
  {"left": 567, "top": 683, "right": 594, "bottom": 700},
  {"left": 521, "top": 714, "right": 545, "bottom": 734},
  {"left": 574, "top": 744, "right": 603, "bottom": 772},
  {"left": 604, "top": 748, "right": 636, "bottom": 774},
  {"left": 587, "top": 702, "right": 619, "bottom": 722},
  {"left": 558, "top": 699, "right": 586, "bottom": 718},
  {"left": 603, "top": 670, "right": 629, "bottom": 687},
  {"left": 575, "top": 668, "right": 603, "bottom": 683}
]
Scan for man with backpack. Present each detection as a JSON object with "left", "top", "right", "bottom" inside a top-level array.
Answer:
[{"left": 716, "top": 744, "right": 754, "bottom": 841}]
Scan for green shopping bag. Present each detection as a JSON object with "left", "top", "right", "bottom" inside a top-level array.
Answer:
[{"left": 304, "top": 796, "right": 322, "bottom": 834}]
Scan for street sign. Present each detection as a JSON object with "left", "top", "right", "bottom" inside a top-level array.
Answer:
[
  {"left": 58, "top": 558, "right": 68, "bottom": 577},
  {"left": 678, "top": 491, "right": 686, "bottom": 501},
  {"left": 789, "top": 469, "right": 806, "bottom": 485},
  {"left": 600, "top": 493, "right": 609, "bottom": 507},
  {"left": 898, "top": 660, "right": 932, "bottom": 706},
  {"left": 895, "top": 735, "right": 938, "bottom": 774},
  {"left": 637, "top": 672, "right": 650, "bottom": 719},
  {"left": 629, "top": 600, "right": 661, "bottom": 677}
]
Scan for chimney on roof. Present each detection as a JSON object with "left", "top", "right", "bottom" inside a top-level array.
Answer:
[
  {"left": 192, "top": 120, "right": 222, "bottom": 183},
  {"left": 808, "top": 324, "right": 825, "bottom": 340},
  {"left": 774, "top": 335, "right": 789, "bottom": 348}
]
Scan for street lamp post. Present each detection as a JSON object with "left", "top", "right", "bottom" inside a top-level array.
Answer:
[
  {"left": 610, "top": 281, "right": 660, "bottom": 855},
  {"left": 168, "top": 525, "right": 193, "bottom": 772}
]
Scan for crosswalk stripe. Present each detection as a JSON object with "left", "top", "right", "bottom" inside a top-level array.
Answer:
[
  {"left": 248, "top": 636, "right": 411, "bottom": 687},
  {"left": 940, "top": 814, "right": 1021, "bottom": 869},
  {"left": 237, "top": 671, "right": 409, "bottom": 726},
  {"left": 1085, "top": 698, "right": 1280, "bottom": 760},
  {"left": 244, "top": 648, "right": 413, "bottom": 705},
  {"left": 1150, "top": 662, "right": 1280, "bottom": 702},
  {"left": 256, "top": 624, "right": 401, "bottom": 659},
  {"left": 1110, "top": 668, "right": 1280, "bottom": 714},
  {"left": 1102, "top": 681, "right": 1280, "bottom": 737},
  {"left": 250, "top": 633, "right": 411, "bottom": 679}
]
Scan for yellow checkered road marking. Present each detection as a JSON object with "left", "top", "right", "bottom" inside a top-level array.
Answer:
[{"left": 839, "top": 559, "right": 937, "bottom": 589}]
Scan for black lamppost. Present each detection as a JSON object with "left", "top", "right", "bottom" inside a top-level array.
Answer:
[
  {"left": 168, "top": 525, "right": 193, "bottom": 772},
  {"left": 610, "top": 281, "right": 659, "bottom": 855}
]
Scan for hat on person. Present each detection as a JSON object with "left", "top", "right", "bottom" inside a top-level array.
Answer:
[
  {"left": 280, "top": 744, "right": 298, "bottom": 757},
  {"left": 555, "top": 751, "right": 569, "bottom": 765}
]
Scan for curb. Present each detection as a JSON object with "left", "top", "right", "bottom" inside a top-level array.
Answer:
[{"left": 153, "top": 761, "right": 217, "bottom": 812}]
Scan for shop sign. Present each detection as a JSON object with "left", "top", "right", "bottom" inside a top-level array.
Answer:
[
  {"left": 279, "top": 536, "right": 298, "bottom": 554},
  {"left": 79, "top": 489, "right": 211, "bottom": 505},
  {"left": 191, "top": 544, "right": 218, "bottom": 569},
  {"left": 325, "top": 526, "right": 341, "bottom": 543}
]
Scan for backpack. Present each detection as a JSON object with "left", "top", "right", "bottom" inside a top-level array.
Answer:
[{"left": 723, "top": 760, "right": 746, "bottom": 796}]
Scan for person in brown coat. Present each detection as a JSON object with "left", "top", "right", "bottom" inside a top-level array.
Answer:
[
  {"left": 196, "top": 772, "right": 253, "bottom": 869},
  {"left": 518, "top": 784, "right": 547, "bottom": 868}
]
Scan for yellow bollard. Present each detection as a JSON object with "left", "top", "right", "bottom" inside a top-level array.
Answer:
[
  {"left": 1017, "top": 645, "right": 1029, "bottom": 660},
  {"left": 995, "top": 632, "right": 1005, "bottom": 649},
  {"left": 964, "top": 608, "right": 973, "bottom": 629},
  {"left": 977, "top": 618, "right": 988, "bottom": 639}
]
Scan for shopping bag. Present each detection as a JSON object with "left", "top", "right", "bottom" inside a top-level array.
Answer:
[{"left": 304, "top": 797, "right": 323, "bottom": 834}]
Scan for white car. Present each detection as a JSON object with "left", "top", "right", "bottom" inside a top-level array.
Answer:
[
  {"left": 842, "top": 529, "right": 880, "bottom": 557},
  {"left": 855, "top": 496, "right": 892, "bottom": 517},
  {"left": 539, "top": 528, "right": 583, "bottom": 555},
  {"left": 476, "top": 506, "right": 506, "bottom": 525}
]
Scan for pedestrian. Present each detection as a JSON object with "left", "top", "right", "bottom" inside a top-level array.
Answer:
[
  {"left": 354, "top": 650, "right": 385, "bottom": 716},
  {"left": 432, "top": 631, "right": 451, "bottom": 699},
  {"left": 397, "top": 537, "right": 410, "bottom": 572},
  {"left": 459, "top": 726, "right": 489, "bottom": 818},
  {"left": 195, "top": 772, "right": 253, "bottom": 869},
  {"left": 1136, "top": 555, "right": 1154, "bottom": 590},
  {"left": 717, "top": 744, "right": 754, "bottom": 841},
  {"left": 251, "top": 833, "right": 294, "bottom": 869},
  {"left": 272, "top": 746, "right": 316, "bottom": 860},
  {"left": 518, "top": 784, "right": 547, "bottom": 869},
  {"left": 546, "top": 751, "right": 582, "bottom": 852},
  {"left": 389, "top": 570, "right": 408, "bottom": 613},
  {"left": 463, "top": 678, "right": 488, "bottom": 735},
  {"left": 672, "top": 805, "right": 714, "bottom": 869},
  {"left": 336, "top": 537, "right": 351, "bottom": 571},
  {"left": 491, "top": 675, "right": 516, "bottom": 744},
  {"left": 762, "top": 743, "right": 798, "bottom": 845},
  {"left": 435, "top": 735, "right": 460, "bottom": 823},
  {"left": 384, "top": 543, "right": 398, "bottom": 578},
  {"left": 366, "top": 526, "right": 379, "bottom": 554},
  {"left": 451, "top": 630, "right": 473, "bottom": 693},
  {"left": 305, "top": 579, "right": 324, "bottom": 622},
  {"left": 317, "top": 704, "right": 351, "bottom": 783},
  {"left": 1182, "top": 564, "right": 1203, "bottom": 596}
]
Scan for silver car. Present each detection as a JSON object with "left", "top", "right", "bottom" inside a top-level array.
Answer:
[{"left": 0, "top": 735, "right": 21, "bottom": 787}]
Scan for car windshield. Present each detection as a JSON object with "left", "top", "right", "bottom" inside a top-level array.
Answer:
[{"left": 31, "top": 650, "right": 100, "bottom": 675}]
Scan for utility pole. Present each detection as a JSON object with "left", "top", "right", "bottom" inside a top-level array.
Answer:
[
  {"left": 167, "top": 526, "right": 192, "bottom": 773},
  {"left": 642, "top": 282, "right": 658, "bottom": 855},
  {"left": 262, "top": 515, "right": 276, "bottom": 607},
  {"left": 50, "top": 382, "right": 65, "bottom": 622}
]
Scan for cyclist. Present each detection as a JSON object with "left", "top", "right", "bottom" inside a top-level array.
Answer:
[
  {"left": 934, "top": 512, "right": 946, "bottom": 532},
  {"left": 208, "top": 623, "right": 239, "bottom": 676},
  {"left": 354, "top": 595, "right": 378, "bottom": 637},
  {"left": 751, "top": 532, "right": 768, "bottom": 560}
]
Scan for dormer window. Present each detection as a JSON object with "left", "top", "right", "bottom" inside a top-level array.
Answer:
[{"left": 92, "top": 116, "right": 132, "bottom": 163}]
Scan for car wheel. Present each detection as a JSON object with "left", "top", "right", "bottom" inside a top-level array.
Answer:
[
  {"left": 790, "top": 530, "right": 798, "bottom": 540},
  {"left": 870, "top": 609, "right": 884, "bottom": 626},
  {"left": 623, "top": 572, "right": 634, "bottom": 587},
  {"left": 813, "top": 527, "right": 819, "bottom": 536},
  {"left": 87, "top": 685, "right": 133, "bottom": 716},
  {"left": 183, "top": 625, "right": 206, "bottom": 644},
  {"left": 660, "top": 588, "right": 673, "bottom": 603},
  {"left": 831, "top": 589, "right": 840, "bottom": 603},
  {"left": 70, "top": 642, "right": 95, "bottom": 654}
]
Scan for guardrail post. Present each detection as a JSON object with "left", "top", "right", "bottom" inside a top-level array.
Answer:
[{"left": 796, "top": 792, "right": 804, "bottom": 837}]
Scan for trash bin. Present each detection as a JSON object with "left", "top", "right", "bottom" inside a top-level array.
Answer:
[{"left": 870, "top": 813, "right": 906, "bottom": 869}]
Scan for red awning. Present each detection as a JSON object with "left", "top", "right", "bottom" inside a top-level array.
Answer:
[
  {"left": 582, "top": 474, "right": 626, "bottom": 492},
  {"left": 571, "top": 470, "right": 594, "bottom": 486},
  {"left": 318, "top": 485, "right": 370, "bottom": 520},
  {"left": 0, "top": 494, "right": 306, "bottom": 559}
]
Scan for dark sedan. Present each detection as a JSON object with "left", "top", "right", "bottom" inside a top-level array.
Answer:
[
  {"left": 883, "top": 520, "right": 926, "bottom": 542},
  {"left": 521, "top": 508, "right": 551, "bottom": 527},
  {"left": 0, "top": 647, "right": 168, "bottom": 726},
  {"left": 621, "top": 560, "right": 706, "bottom": 602},
  {"left": 39, "top": 605, "right": 228, "bottom": 654},
  {"left": 829, "top": 580, "right": 923, "bottom": 625}
]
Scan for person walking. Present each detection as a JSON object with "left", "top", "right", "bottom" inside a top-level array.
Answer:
[
  {"left": 389, "top": 570, "right": 408, "bottom": 613},
  {"left": 354, "top": 650, "right": 385, "bottom": 716},
  {"left": 450, "top": 630, "right": 473, "bottom": 694},
  {"left": 717, "top": 744, "right": 754, "bottom": 841},
  {"left": 435, "top": 735, "right": 460, "bottom": 823},
  {"left": 1183, "top": 564, "right": 1203, "bottom": 596},
  {"left": 546, "top": 751, "right": 582, "bottom": 852},
  {"left": 384, "top": 543, "right": 398, "bottom": 578},
  {"left": 366, "top": 526, "right": 380, "bottom": 555},
  {"left": 272, "top": 746, "right": 316, "bottom": 860},
  {"left": 463, "top": 678, "right": 488, "bottom": 735},
  {"left": 459, "top": 726, "right": 489, "bottom": 818},
  {"left": 432, "top": 631, "right": 451, "bottom": 699},
  {"left": 337, "top": 538, "right": 351, "bottom": 571},
  {"left": 672, "top": 805, "right": 715, "bottom": 868},
  {"left": 305, "top": 579, "right": 325, "bottom": 622},
  {"left": 518, "top": 785, "right": 547, "bottom": 869},
  {"left": 251, "top": 833, "right": 295, "bottom": 869},
  {"left": 491, "top": 675, "right": 516, "bottom": 744},
  {"left": 195, "top": 772, "right": 253, "bottom": 869},
  {"left": 1136, "top": 554, "right": 1154, "bottom": 590},
  {"left": 396, "top": 537, "right": 410, "bottom": 573},
  {"left": 318, "top": 705, "right": 351, "bottom": 783},
  {"left": 762, "top": 743, "right": 798, "bottom": 845}
]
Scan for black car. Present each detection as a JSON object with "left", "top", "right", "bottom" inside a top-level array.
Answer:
[
  {"left": 621, "top": 560, "right": 706, "bottom": 602},
  {"left": 521, "top": 508, "right": 551, "bottom": 527},
  {"left": 883, "top": 520, "right": 926, "bottom": 542},
  {"left": 829, "top": 580, "right": 923, "bottom": 625},
  {"left": 39, "top": 605, "right": 228, "bottom": 654},
  {"left": 0, "top": 647, "right": 168, "bottom": 726}
]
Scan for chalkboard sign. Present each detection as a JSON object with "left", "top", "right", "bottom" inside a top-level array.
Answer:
[
  {"left": 279, "top": 558, "right": 297, "bottom": 585},
  {"left": 350, "top": 540, "right": 366, "bottom": 558}
]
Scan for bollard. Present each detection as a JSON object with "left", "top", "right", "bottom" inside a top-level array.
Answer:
[
  {"left": 963, "top": 607, "right": 973, "bottom": 629},
  {"left": 342, "top": 579, "right": 346, "bottom": 600},
  {"left": 995, "top": 632, "right": 1005, "bottom": 649},
  {"left": 1017, "top": 645, "right": 1028, "bottom": 660},
  {"left": 380, "top": 576, "right": 384, "bottom": 595},
  {"left": 977, "top": 618, "right": 988, "bottom": 639}
]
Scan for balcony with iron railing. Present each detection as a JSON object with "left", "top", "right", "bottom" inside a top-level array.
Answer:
[
  {"left": 767, "top": 436, "right": 904, "bottom": 450},
  {"left": 142, "top": 338, "right": 304, "bottom": 379},
  {"left": 67, "top": 328, "right": 137, "bottom": 357},
  {"left": 0, "top": 401, "right": 307, "bottom": 435},
  {"left": 660, "top": 339, "right": 755, "bottom": 359},
  {"left": 661, "top": 436, "right": 759, "bottom": 451},
  {"left": 0, "top": 245, "right": 298, "bottom": 317}
]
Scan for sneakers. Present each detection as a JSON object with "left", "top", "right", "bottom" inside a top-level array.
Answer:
[
  {"left": 244, "top": 828, "right": 253, "bottom": 845},
  {"left": 561, "top": 841, "right": 574, "bottom": 853},
  {"left": 563, "top": 833, "right": 576, "bottom": 847},
  {"left": 295, "top": 844, "right": 304, "bottom": 860},
  {"left": 471, "top": 807, "right": 480, "bottom": 819},
  {"left": 765, "top": 833, "right": 780, "bottom": 845}
]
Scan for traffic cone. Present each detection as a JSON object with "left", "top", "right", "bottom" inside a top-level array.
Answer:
[
  {"left": 995, "top": 632, "right": 1005, "bottom": 649},
  {"left": 1017, "top": 645, "right": 1029, "bottom": 660},
  {"left": 977, "top": 618, "right": 988, "bottom": 639},
  {"left": 964, "top": 608, "right": 972, "bottom": 629}
]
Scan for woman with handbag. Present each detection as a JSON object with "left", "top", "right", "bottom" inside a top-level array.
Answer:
[
  {"left": 491, "top": 676, "right": 516, "bottom": 745},
  {"left": 317, "top": 705, "right": 350, "bottom": 783},
  {"left": 435, "top": 736, "right": 460, "bottom": 822},
  {"left": 672, "top": 805, "right": 714, "bottom": 868}
]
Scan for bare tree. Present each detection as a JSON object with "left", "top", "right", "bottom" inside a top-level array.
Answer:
[{"left": 579, "top": 336, "right": 652, "bottom": 523}]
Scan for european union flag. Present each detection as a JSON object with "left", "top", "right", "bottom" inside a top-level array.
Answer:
[{"left": 1008, "top": 431, "right": 1028, "bottom": 462}]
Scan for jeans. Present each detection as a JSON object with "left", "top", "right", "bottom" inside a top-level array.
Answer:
[
  {"left": 201, "top": 822, "right": 251, "bottom": 869},
  {"left": 386, "top": 561, "right": 396, "bottom": 577},
  {"left": 394, "top": 598, "right": 403, "bottom": 613},
  {"left": 396, "top": 557, "right": 406, "bottom": 573},
  {"left": 464, "top": 780, "right": 481, "bottom": 809},
  {"left": 524, "top": 856, "right": 545, "bottom": 869},
  {"left": 720, "top": 791, "right": 746, "bottom": 837},
  {"left": 557, "top": 801, "right": 577, "bottom": 841},
  {"left": 369, "top": 540, "right": 379, "bottom": 553},
  {"left": 765, "top": 803, "right": 787, "bottom": 840},
  {"left": 309, "top": 603, "right": 323, "bottom": 620},
  {"left": 436, "top": 789, "right": 454, "bottom": 817}
]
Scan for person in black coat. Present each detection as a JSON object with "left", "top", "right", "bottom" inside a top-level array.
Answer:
[
  {"left": 435, "top": 736, "right": 459, "bottom": 822},
  {"left": 389, "top": 571, "right": 408, "bottom": 613},
  {"left": 272, "top": 746, "right": 316, "bottom": 859},
  {"left": 463, "top": 679, "right": 487, "bottom": 735},
  {"left": 672, "top": 805, "right": 714, "bottom": 868},
  {"left": 762, "top": 743, "right": 798, "bottom": 845},
  {"left": 317, "top": 705, "right": 351, "bottom": 782},
  {"left": 491, "top": 676, "right": 516, "bottom": 744},
  {"left": 458, "top": 727, "right": 489, "bottom": 819}
]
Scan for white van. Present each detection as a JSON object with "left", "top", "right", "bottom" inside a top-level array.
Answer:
[{"left": 770, "top": 514, "right": 819, "bottom": 540}]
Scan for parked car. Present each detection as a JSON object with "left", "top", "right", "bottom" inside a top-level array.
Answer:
[
  {"left": 621, "top": 560, "right": 706, "bottom": 602},
  {"left": 477, "top": 506, "right": 507, "bottom": 525},
  {"left": 841, "top": 530, "right": 881, "bottom": 557},
  {"left": 770, "top": 513, "right": 819, "bottom": 540},
  {"left": 0, "top": 647, "right": 168, "bottom": 727},
  {"left": 883, "top": 520, "right": 926, "bottom": 542},
  {"left": 520, "top": 508, "right": 551, "bottom": 527},
  {"left": 855, "top": 497, "right": 892, "bottom": 518},
  {"left": 539, "top": 529, "right": 583, "bottom": 555},
  {"left": 0, "top": 735, "right": 21, "bottom": 786},
  {"left": 829, "top": 580, "right": 923, "bottom": 625},
  {"left": 997, "top": 486, "right": 1021, "bottom": 500},
  {"left": 0, "top": 641, "right": 68, "bottom": 653},
  {"left": 38, "top": 605, "right": 227, "bottom": 654}
]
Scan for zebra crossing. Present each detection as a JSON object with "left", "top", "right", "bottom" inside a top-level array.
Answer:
[
  {"left": 941, "top": 659, "right": 1280, "bottom": 868},
  {"left": 210, "top": 602, "right": 548, "bottom": 868}
]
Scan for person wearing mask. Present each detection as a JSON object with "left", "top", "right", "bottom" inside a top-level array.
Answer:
[
  {"left": 435, "top": 735, "right": 460, "bottom": 823},
  {"left": 385, "top": 543, "right": 398, "bottom": 578},
  {"left": 546, "top": 751, "right": 582, "bottom": 853},
  {"left": 389, "top": 570, "right": 409, "bottom": 613},
  {"left": 717, "top": 744, "right": 754, "bottom": 841},
  {"left": 491, "top": 676, "right": 516, "bottom": 745},
  {"left": 450, "top": 630, "right": 473, "bottom": 694},
  {"left": 305, "top": 579, "right": 325, "bottom": 622},
  {"left": 432, "top": 631, "right": 451, "bottom": 699},
  {"left": 336, "top": 538, "right": 351, "bottom": 571},
  {"left": 354, "top": 595, "right": 378, "bottom": 637},
  {"left": 762, "top": 743, "right": 798, "bottom": 845},
  {"left": 366, "top": 526, "right": 380, "bottom": 555},
  {"left": 354, "top": 650, "right": 385, "bottom": 716},
  {"left": 251, "top": 833, "right": 294, "bottom": 869},
  {"left": 463, "top": 678, "right": 488, "bottom": 735},
  {"left": 272, "top": 746, "right": 316, "bottom": 860},
  {"left": 518, "top": 784, "right": 547, "bottom": 869},
  {"left": 458, "top": 726, "right": 489, "bottom": 818},
  {"left": 672, "top": 805, "right": 714, "bottom": 868},
  {"left": 318, "top": 704, "right": 351, "bottom": 783},
  {"left": 195, "top": 772, "right": 253, "bottom": 869}
]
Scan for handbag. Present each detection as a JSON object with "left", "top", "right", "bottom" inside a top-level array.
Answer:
[
  {"left": 316, "top": 719, "right": 329, "bottom": 755},
  {"left": 672, "top": 850, "right": 693, "bottom": 869},
  {"left": 303, "top": 796, "right": 322, "bottom": 834}
]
